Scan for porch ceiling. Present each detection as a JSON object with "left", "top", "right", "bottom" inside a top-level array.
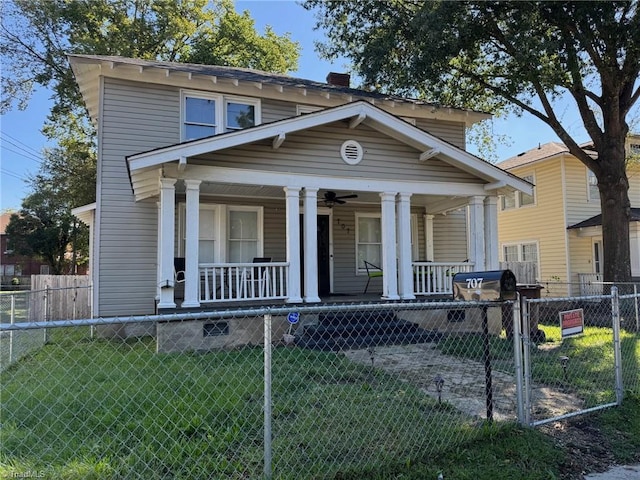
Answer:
[{"left": 180, "top": 181, "right": 465, "bottom": 213}]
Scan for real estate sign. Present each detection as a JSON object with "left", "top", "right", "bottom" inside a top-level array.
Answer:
[{"left": 559, "top": 308, "right": 584, "bottom": 339}]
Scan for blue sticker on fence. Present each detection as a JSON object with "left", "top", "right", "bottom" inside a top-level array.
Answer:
[{"left": 287, "top": 312, "right": 300, "bottom": 324}]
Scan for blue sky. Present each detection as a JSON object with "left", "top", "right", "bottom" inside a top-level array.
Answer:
[{"left": 0, "top": 0, "right": 590, "bottom": 212}]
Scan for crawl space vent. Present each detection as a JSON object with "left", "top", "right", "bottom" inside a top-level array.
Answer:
[{"left": 340, "top": 140, "right": 363, "bottom": 165}]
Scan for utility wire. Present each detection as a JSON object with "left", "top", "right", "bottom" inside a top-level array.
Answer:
[
  {"left": 1, "top": 131, "right": 44, "bottom": 158},
  {"left": 1, "top": 167, "right": 29, "bottom": 181},
  {"left": 1, "top": 138, "right": 43, "bottom": 164}
]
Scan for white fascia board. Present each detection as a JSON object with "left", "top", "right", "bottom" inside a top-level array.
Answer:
[
  {"left": 164, "top": 164, "right": 489, "bottom": 197},
  {"left": 128, "top": 99, "right": 532, "bottom": 195},
  {"left": 71, "top": 202, "right": 96, "bottom": 225}
]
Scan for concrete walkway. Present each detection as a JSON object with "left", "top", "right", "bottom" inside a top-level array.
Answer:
[{"left": 584, "top": 465, "right": 640, "bottom": 479}]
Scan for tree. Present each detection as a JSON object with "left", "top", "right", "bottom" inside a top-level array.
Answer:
[
  {"left": 305, "top": 0, "right": 640, "bottom": 283},
  {"left": 1, "top": 0, "right": 300, "bottom": 270},
  {"left": 5, "top": 178, "right": 82, "bottom": 275}
]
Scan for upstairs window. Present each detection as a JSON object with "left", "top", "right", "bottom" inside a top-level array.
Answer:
[
  {"left": 587, "top": 169, "right": 600, "bottom": 202},
  {"left": 182, "top": 91, "right": 260, "bottom": 141},
  {"left": 501, "top": 174, "right": 535, "bottom": 210}
]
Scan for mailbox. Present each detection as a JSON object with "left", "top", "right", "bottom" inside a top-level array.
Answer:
[{"left": 452, "top": 270, "right": 517, "bottom": 302}]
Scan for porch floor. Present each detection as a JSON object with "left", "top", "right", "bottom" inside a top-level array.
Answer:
[{"left": 158, "top": 293, "right": 453, "bottom": 315}]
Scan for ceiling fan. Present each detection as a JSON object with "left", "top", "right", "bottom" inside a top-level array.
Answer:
[{"left": 321, "top": 191, "right": 358, "bottom": 208}]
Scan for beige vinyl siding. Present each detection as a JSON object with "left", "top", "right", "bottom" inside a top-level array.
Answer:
[
  {"left": 432, "top": 210, "right": 468, "bottom": 262},
  {"left": 195, "top": 123, "right": 478, "bottom": 184},
  {"left": 261, "top": 98, "right": 297, "bottom": 124},
  {"left": 98, "top": 79, "right": 180, "bottom": 316},
  {"left": 628, "top": 163, "right": 640, "bottom": 206},
  {"left": 415, "top": 119, "right": 466, "bottom": 149},
  {"left": 498, "top": 161, "right": 568, "bottom": 288}
]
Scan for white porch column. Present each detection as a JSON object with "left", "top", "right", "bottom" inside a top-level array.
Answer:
[
  {"left": 484, "top": 195, "right": 499, "bottom": 270},
  {"left": 285, "top": 187, "right": 303, "bottom": 303},
  {"left": 424, "top": 213, "right": 434, "bottom": 261},
  {"left": 156, "top": 201, "right": 161, "bottom": 301},
  {"left": 397, "top": 192, "right": 415, "bottom": 300},
  {"left": 158, "top": 178, "right": 177, "bottom": 309},
  {"left": 468, "top": 195, "right": 486, "bottom": 271},
  {"left": 380, "top": 192, "right": 400, "bottom": 300},
  {"left": 303, "top": 187, "right": 321, "bottom": 303},
  {"left": 182, "top": 179, "right": 201, "bottom": 308}
]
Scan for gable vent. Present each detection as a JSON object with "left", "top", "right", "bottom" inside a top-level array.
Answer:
[{"left": 340, "top": 140, "right": 363, "bottom": 165}]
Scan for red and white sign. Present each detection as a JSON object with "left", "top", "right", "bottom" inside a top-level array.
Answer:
[{"left": 559, "top": 308, "right": 584, "bottom": 339}]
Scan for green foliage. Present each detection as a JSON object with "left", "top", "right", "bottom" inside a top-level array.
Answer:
[{"left": 305, "top": 0, "right": 640, "bottom": 282}]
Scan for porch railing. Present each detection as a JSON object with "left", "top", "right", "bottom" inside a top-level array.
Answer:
[
  {"left": 413, "top": 262, "right": 475, "bottom": 295},
  {"left": 578, "top": 273, "right": 603, "bottom": 296},
  {"left": 199, "top": 262, "right": 288, "bottom": 303}
]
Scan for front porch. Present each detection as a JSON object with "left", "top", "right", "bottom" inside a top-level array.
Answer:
[{"left": 169, "top": 260, "right": 476, "bottom": 306}]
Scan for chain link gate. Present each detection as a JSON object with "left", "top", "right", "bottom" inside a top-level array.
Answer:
[{"left": 515, "top": 287, "right": 626, "bottom": 427}]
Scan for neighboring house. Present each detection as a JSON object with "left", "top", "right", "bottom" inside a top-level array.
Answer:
[
  {"left": 69, "top": 54, "right": 531, "bottom": 320},
  {"left": 0, "top": 212, "right": 50, "bottom": 287},
  {"left": 497, "top": 138, "right": 640, "bottom": 296}
]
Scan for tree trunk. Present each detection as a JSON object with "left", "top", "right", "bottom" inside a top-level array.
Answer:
[{"left": 597, "top": 141, "right": 632, "bottom": 284}]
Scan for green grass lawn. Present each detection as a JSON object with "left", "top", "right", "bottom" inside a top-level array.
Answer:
[{"left": 1, "top": 326, "right": 638, "bottom": 480}]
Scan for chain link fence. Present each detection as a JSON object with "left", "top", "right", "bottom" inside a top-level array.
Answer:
[
  {"left": 0, "top": 285, "right": 92, "bottom": 371},
  {"left": 1, "top": 289, "right": 638, "bottom": 479}
]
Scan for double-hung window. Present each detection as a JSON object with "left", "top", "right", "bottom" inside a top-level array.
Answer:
[
  {"left": 501, "top": 174, "right": 535, "bottom": 210},
  {"left": 502, "top": 242, "right": 538, "bottom": 265},
  {"left": 587, "top": 169, "right": 600, "bottom": 202},
  {"left": 227, "top": 207, "right": 262, "bottom": 263},
  {"left": 356, "top": 213, "right": 382, "bottom": 272},
  {"left": 182, "top": 91, "right": 260, "bottom": 141}
]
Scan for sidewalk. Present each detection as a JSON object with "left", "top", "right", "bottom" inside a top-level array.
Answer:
[{"left": 584, "top": 465, "right": 640, "bottom": 479}]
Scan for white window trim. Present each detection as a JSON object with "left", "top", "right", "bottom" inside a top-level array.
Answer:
[
  {"left": 500, "top": 240, "right": 540, "bottom": 271},
  {"left": 411, "top": 213, "right": 419, "bottom": 261},
  {"left": 180, "top": 89, "right": 261, "bottom": 141},
  {"left": 178, "top": 203, "right": 264, "bottom": 262},
  {"left": 355, "top": 212, "right": 382, "bottom": 275}
]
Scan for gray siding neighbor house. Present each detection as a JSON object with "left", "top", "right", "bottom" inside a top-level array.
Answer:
[{"left": 69, "top": 55, "right": 532, "bottom": 323}]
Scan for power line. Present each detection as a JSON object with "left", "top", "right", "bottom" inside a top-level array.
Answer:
[
  {"left": 1, "top": 168, "right": 29, "bottom": 182},
  {"left": 1, "top": 131, "right": 44, "bottom": 158},
  {"left": 0, "top": 138, "right": 43, "bottom": 164}
]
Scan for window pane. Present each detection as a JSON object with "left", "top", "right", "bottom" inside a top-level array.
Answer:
[
  {"left": 358, "top": 217, "right": 381, "bottom": 243},
  {"left": 199, "top": 240, "right": 215, "bottom": 263},
  {"left": 229, "top": 211, "right": 258, "bottom": 240},
  {"left": 228, "top": 240, "right": 258, "bottom": 263},
  {"left": 185, "top": 124, "right": 215, "bottom": 140},
  {"left": 186, "top": 97, "right": 215, "bottom": 124},
  {"left": 521, "top": 243, "right": 538, "bottom": 263},
  {"left": 227, "top": 102, "right": 255, "bottom": 130},
  {"left": 502, "top": 192, "right": 516, "bottom": 209},
  {"left": 503, "top": 245, "right": 518, "bottom": 262},
  {"left": 358, "top": 245, "right": 381, "bottom": 268},
  {"left": 519, "top": 175, "right": 535, "bottom": 206}
]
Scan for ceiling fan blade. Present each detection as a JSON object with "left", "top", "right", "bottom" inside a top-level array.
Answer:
[
  {"left": 335, "top": 194, "right": 358, "bottom": 200},
  {"left": 335, "top": 199, "right": 347, "bottom": 204}
]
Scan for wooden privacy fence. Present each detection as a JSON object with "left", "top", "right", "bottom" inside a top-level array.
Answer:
[{"left": 29, "top": 275, "right": 92, "bottom": 321}]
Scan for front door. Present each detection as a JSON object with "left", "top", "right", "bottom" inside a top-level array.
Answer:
[{"left": 300, "top": 214, "right": 331, "bottom": 296}]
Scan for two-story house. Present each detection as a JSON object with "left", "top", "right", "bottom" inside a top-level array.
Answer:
[
  {"left": 69, "top": 54, "right": 532, "bottom": 327},
  {"left": 497, "top": 138, "right": 640, "bottom": 297}
]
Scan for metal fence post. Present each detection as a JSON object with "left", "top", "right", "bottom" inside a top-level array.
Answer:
[
  {"left": 611, "top": 286, "right": 624, "bottom": 405},
  {"left": 521, "top": 296, "right": 532, "bottom": 425},
  {"left": 43, "top": 286, "right": 49, "bottom": 344},
  {"left": 512, "top": 294, "right": 525, "bottom": 425},
  {"left": 9, "top": 294, "right": 15, "bottom": 364},
  {"left": 263, "top": 313, "right": 272, "bottom": 480},
  {"left": 634, "top": 284, "right": 639, "bottom": 332}
]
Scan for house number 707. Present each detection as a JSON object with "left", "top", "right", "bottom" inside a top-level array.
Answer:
[{"left": 466, "top": 278, "right": 483, "bottom": 289}]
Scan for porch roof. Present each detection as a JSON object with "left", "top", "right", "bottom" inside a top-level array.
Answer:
[
  {"left": 126, "top": 101, "right": 533, "bottom": 201},
  {"left": 567, "top": 208, "right": 640, "bottom": 229}
]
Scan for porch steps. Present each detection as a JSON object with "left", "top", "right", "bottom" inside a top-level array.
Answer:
[{"left": 294, "top": 309, "right": 440, "bottom": 351}]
